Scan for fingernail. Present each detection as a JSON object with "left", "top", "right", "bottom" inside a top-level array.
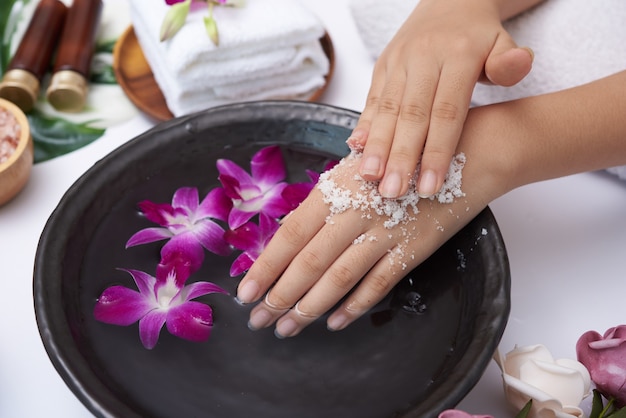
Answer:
[
  {"left": 418, "top": 169, "right": 438, "bottom": 198},
  {"left": 327, "top": 314, "right": 348, "bottom": 331},
  {"left": 521, "top": 46, "right": 534, "bottom": 61},
  {"left": 380, "top": 172, "right": 402, "bottom": 198},
  {"left": 248, "top": 308, "right": 273, "bottom": 330},
  {"left": 275, "top": 318, "right": 298, "bottom": 338},
  {"left": 237, "top": 280, "right": 259, "bottom": 304},
  {"left": 361, "top": 156, "right": 380, "bottom": 177}
]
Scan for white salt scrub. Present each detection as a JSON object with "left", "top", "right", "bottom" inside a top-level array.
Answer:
[
  {"left": 0, "top": 107, "right": 21, "bottom": 165},
  {"left": 317, "top": 151, "right": 467, "bottom": 269}
]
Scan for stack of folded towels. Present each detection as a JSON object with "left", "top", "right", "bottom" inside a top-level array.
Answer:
[{"left": 128, "top": 0, "right": 330, "bottom": 116}]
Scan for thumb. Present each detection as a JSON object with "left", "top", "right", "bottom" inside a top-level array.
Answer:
[{"left": 482, "top": 32, "right": 534, "bottom": 87}]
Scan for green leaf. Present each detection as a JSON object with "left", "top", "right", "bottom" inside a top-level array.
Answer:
[
  {"left": 204, "top": 15, "right": 219, "bottom": 46},
  {"left": 591, "top": 390, "right": 606, "bottom": 418},
  {"left": 160, "top": 0, "right": 191, "bottom": 42},
  {"left": 607, "top": 406, "right": 626, "bottom": 418},
  {"left": 0, "top": 0, "right": 22, "bottom": 74},
  {"left": 515, "top": 400, "right": 533, "bottom": 418},
  {"left": 28, "top": 110, "right": 105, "bottom": 163}
]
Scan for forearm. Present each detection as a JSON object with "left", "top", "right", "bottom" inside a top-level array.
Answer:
[{"left": 461, "top": 70, "right": 626, "bottom": 201}]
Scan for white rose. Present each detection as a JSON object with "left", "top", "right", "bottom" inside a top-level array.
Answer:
[{"left": 496, "top": 344, "right": 591, "bottom": 418}]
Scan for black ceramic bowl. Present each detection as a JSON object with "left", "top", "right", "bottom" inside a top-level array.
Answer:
[{"left": 34, "top": 101, "right": 510, "bottom": 418}]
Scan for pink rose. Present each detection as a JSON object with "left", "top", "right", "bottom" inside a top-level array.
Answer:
[
  {"left": 576, "top": 325, "right": 626, "bottom": 406},
  {"left": 438, "top": 410, "right": 493, "bottom": 418}
]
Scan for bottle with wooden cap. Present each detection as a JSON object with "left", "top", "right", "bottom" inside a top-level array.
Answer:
[
  {"left": 46, "top": 0, "right": 103, "bottom": 113},
  {"left": 0, "top": 0, "right": 67, "bottom": 112}
]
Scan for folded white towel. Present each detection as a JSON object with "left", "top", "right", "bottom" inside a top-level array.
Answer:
[
  {"left": 349, "top": 0, "right": 626, "bottom": 179},
  {"left": 128, "top": 0, "right": 329, "bottom": 116}
]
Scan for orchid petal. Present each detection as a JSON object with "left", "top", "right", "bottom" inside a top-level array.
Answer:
[
  {"left": 94, "top": 286, "right": 155, "bottom": 325},
  {"left": 166, "top": 301, "right": 213, "bottom": 342},
  {"left": 230, "top": 252, "right": 255, "bottom": 276},
  {"left": 250, "top": 145, "right": 286, "bottom": 187},
  {"left": 257, "top": 183, "right": 292, "bottom": 218},
  {"left": 137, "top": 200, "right": 176, "bottom": 226},
  {"left": 123, "top": 268, "right": 158, "bottom": 298},
  {"left": 281, "top": 181, "right": 314, "bottom": 211},
  {"left": 172, "top": 187, "right": 199, "bottom": 212},
  {"left": 259, "top": 212, "right": 280, "bottom": 241},
  {"left": 160, "top": 237, "right": 205, "bottom": 283},
  {"left": 224, "top": 222, "right": 260, "bottom": 251},
  {"left": 189, "top": 220, "right": 231, "bottom": 256},
  {"left": 139, "top": 310, "right": 168, "bottom": 349},
  {"left": 227, "top": 207, "right": 256, "bottom": 230},
  {"left": 126, "top": 227, "right": 172, "bottom": 248},
  {"left": 217, "top": 159, "right": 253, "bottom": 186},
  {"left": 197, "top": 187, "right": 232, "bottom": 221},
  {"left": 438, "top": 411, "right": 493, "bottom": 418},
  {"left": 178, "top": 281, "right": 228, "bottom": 302}
]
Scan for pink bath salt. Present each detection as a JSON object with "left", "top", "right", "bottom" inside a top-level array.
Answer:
[{"left": 0, "top": 108, "right": 21, "bottom": 164}]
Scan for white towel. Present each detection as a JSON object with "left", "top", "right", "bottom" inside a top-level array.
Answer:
[
  {"left": 349, "top": 0, "right": 626, "bottom": 180},
  {"left": 128, "top": 0, "right": 329, "bottom": 116}
]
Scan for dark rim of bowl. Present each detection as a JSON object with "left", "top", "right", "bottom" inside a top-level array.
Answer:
[{"left": 33, "top": 100, "right": 510, "bottom": 418}]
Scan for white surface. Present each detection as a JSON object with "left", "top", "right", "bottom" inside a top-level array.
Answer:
[{"left": 1, "top": 0, "right": 625, "bottom": 417}]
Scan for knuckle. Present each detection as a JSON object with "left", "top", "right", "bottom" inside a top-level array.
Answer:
[
  {"left": 367, "top": 271, "right": 396, "bottom": 297},
  {"left": 377, "top": 97, "right": 401, "bottom": 116},
  {"left": 278, "top": 218, "right": 309, "bottom": 247},
  {"left": 298, "top": 249, "right": 325, "bottom": 275},
  {"left": 431, "top": 101, "right": 460, "bottom": 123},
  {"left": 328, "top": 263, "right": 357, "bottom": 291},
  {"left": 399, "top": 103, "right": 429, "bottom": 125},
  {"left": 265, "top": 289, "right": 293, "bottom": 311}
]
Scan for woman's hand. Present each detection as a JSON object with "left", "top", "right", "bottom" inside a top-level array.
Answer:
[
  {"left": 236, "top": 147, "right": 498, "bottom": 338},
  {"left": 349, "top": 0, "right": 534, "bottom": 199}
]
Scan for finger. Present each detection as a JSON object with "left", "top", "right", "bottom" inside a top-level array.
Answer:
[
  {"left": 347, "top": 62, "right": 388, "bottom": 152},
  {"left": 417, "top": 64, "right": 476, "bottom": 197},
  {"left": 236, "top": 190, "right": 327, "bottom": 304},
  {"left": 247, "top": 205, "right": 366, "bottom": 331},
  {"left": 483, "top": 32, "right": 533, "bottom": 86},
  {"left": 326, "top": 240, "right": 421, "bottom": 331},
  {"left": 358, "top": 70, "right": 407, "bottom": 181},
  {"left": 377, "top": 70, "right": 438, "bottom": 198},
  {"left": 274, "top": 229, "right": 391, "bottom": 338}
]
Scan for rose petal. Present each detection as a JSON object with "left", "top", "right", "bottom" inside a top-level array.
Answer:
[
  {"left": 139, "top": 310, "right": 167, "bottom": 349},
  {"left": 166, "top": 301, "right": 213, "bottom": 342},
  {"left": 519, "top": 359, "right": 588, "bottom": 407},
  {"left": 504, "top": 344, "right": 555, "bottom": 378},
  {"left": 94, "top": 286, "right": 154, "bottom": 325}
]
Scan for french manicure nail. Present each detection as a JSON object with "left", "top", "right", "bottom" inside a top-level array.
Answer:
[
  {"left": 417, "top": 169, "right": 438, "bottom": 198},
  {"left": 380, "top": 172, "right": 402, "bottom": 198},
  {"left": 237, "top": 280, "right": 259, "bottom": 304},
  {"left": 275, "top": 318, "right": 298, "bottom": 338},
  {"left": 361, "top": 156, "right": 380, "bottom": 177},
  {"left": 327, "top": 314, "right": 348, "bottom": 331},
  {"left": 248, "top": 308, "right": 273, "bottom": 330}
]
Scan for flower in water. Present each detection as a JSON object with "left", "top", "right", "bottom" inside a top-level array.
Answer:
[
  {"left": 126, "top": 187, "right": 232, "bottom": 262},
  {"left": 577, "top": 325, "right": 626, "bottom": 407},
  {"left": 217, "top": 145, "right": 295, "bottom": 229},
  {"left": 224, "top": 213, "right": 280, "bottom": 276},
  {"left": 496, "top": 344, "right": 591, "bottom": 418},
  {"left": 94, "top": 261, "right": 228, "bottom": 349}
]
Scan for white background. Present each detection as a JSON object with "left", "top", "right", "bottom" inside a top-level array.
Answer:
[{"left": 1, "top": 0, "right": 625, "bottom": 416}]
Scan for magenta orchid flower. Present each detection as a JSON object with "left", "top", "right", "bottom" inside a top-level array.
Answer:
[
  {"left": 217, "top": 146, "right": 296, "bottom": 229},
  {"left": 224, "top": 213, "right": 280, "bottom": 276},
  {"left": 126, "top": 187, "right": 232, "bottom": 264},
  {"left": 94, "top": 262, "right": 228, "bottom": 349},
  {"left": 577, "top": 325, "right": 626, "bottom": 406}
]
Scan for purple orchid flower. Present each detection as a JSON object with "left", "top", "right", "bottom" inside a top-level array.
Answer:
[
  {"left": 94, "top": 261, "right": 228, "bottom": 349},
  {"left": 126, "top": 187, "right": 232, "bottom": 264},
  {"left": 217, "top": 146, "right": 295, "bottom": 229},
  {"left": 224, "top": 213, "right": 280, "bottom": 276},
  {"left": 281, "top": 160, "right": 339, "bottom": 211}
]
